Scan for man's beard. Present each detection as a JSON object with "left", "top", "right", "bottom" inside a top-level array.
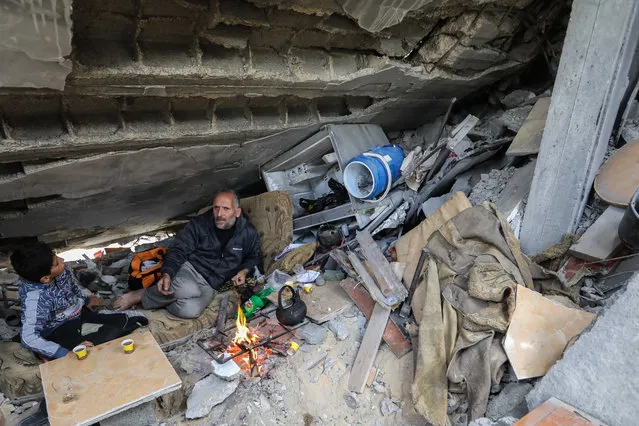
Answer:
[{"left": 215, "top": 216, "right": 236, "bottom": 229}]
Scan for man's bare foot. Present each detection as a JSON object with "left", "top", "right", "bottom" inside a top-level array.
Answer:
[{"left": 114, "top": 290, "right": 144, "bottom": 311}]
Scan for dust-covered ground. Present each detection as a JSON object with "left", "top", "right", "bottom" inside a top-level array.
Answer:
[{"left": 163, "top": 306, "right": 422, "bottom": 426}]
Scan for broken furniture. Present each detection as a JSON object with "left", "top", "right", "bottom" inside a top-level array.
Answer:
[
  {"left": 40, "top": 329, "right": 181, "bottom": 426},
  {"left": 262, "top": 124, "right": 400, "bottom": 231}
]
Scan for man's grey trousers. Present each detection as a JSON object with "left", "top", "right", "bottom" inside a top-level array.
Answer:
[{"left": 141, "top": 261, "right": 216, "bottom": 318}]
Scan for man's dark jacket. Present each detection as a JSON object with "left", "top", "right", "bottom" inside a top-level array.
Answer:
[{"left": 161, "top": 212, "right": 262, "bottom": 289}]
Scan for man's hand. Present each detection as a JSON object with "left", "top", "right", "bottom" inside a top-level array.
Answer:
[
  {"left": 231, "top": 269, "right": 249, "bottom": 287},
  {"left": 157, "top": 273, "right": 174, "bottom": 296},
  {"left": 86, "top": 295, "right": 104, "bottom": 311}
]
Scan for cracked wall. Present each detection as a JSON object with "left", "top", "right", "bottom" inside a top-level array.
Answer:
[{"left": 0, "top": 0, "right": 570, "bottom": 251}]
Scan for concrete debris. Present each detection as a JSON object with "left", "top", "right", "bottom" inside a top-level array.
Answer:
[
  {"left": 297, "top": 322, "right": 328, "bottom": 345},
  {"left": 485, "top": 382, "right": 532, "bottom": 420},
  {"left": 469, "top": 417, "right": 518, "bottom": 426},
  {"left": 575, "top": 199, "right": 607, "bottom": 236},
  {"left": 100, "top": 402, "right": 159, "bottom": 426},
  {"left": 468, "top": 115, "right": 504, "bottom": 140},
  {"left": 343, "top": 393, "right": 358, "bottom": 409},
  {"left": 212, "top": 359, "right": 242, "bottom": 382},
  {"left": 380, "top": 398, "right": 401, "bottom": 416},
  {"left": 373, "top": 382, "right": 386, "bottom": 394},
  {"left": 622, "top": 121, "right": 639, "bottom": 143},
  {"left": 0, "top": 318, "right": 19, "bottom": 341},
  {"left": 327, "top": 318, "right": 349, "bottom": 341},
  {"left": 500, "top": 90, "right": 536, "bottom": 108},
  {"left": 468, "top": 167, "right": 516, "bottom": 205},
  {"left": 185, "top": 374, "right": 239, "bottom": 419},
  {"left": 498, "top": 106, "right": 533, "bottom": 133}
]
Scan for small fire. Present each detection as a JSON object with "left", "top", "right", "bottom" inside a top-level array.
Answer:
[{"left": 225, "top": 305, "right": 271, "bottom": 375}]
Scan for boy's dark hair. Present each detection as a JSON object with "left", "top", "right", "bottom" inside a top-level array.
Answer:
[{"left": 10, "top": 242, "right": 55, "bottom": 283}]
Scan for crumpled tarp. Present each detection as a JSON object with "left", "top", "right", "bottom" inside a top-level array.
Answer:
[{"left": 411, "top": 202, "right": 536, "bottom": 424}]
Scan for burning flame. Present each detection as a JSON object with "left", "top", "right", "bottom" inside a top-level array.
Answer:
[{"left": 226, "top": 305, "right": 271, "bottom": 375}]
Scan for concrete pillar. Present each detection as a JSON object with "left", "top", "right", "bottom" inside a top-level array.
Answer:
[{"left": 520, "top": 0, "right": 639, "bottom": 254}]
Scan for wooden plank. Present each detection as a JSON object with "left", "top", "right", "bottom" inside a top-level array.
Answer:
[
  {"left": 347, "top": 251, "right": 395, "bottom": 308},
  {"left": 568, "top": 206, "right": 626, "bottom": 261},
  {"left": 594, "top": 139, "right": 639, "bottom": 207},
  {"left": 40, "top": 329, "right": 181, "bottom": 426},
  {"left": 329, "top": 249, "right": 358, "bottom": 278},
  {"left": 506, "top": 98, "right": 551, "bottom": 156},
  {"left": 347, "top": 302, "right": 390, "bottom": 393},
  {"left": 267, "top": 281, "right": 353, "bottom": 324},
  {"left": 356, "top": 230, "right": 408, "bottom": 301},
  {"left": 340, "top": 278, "right": 412, "bottom": 358},
  {"left": 521, "top": 0, "right": 639, "bottom": 254}
]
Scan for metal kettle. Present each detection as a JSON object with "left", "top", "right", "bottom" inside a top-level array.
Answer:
[{"left": 276, "top": 285, "right": 307, "bottom": 326}]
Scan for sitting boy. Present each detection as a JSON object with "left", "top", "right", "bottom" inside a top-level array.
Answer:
[{"left": 11, "top": 242, "right": 147, "bottom": 360}]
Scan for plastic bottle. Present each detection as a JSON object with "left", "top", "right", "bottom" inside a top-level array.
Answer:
[{"left": 242, "top": 287, "right": 274, "bottom": 319}]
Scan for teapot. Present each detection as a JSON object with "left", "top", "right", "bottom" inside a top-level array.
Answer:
[{"left": 276, "top": 285, "right": 307, "bottom": 326}]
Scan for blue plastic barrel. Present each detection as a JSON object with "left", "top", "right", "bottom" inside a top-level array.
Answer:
[{"left": 343, "top": 145, "right": 405, "bottom": 201}]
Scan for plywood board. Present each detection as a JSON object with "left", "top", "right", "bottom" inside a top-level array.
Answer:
[
  {"left": 267, "top": 281, "right": 353, "bottom": 324},
  {"left": 40, "top": 328, "right": 181, "bottom": 426},
  {"left": 347, "top": 302, "right": 390, "bottom": 393},
  {"left": 504, "top": 286, "right": 595, "bottom": 380},
  {"left": 568, "top": 206, "right": 626, "bottom": 261},
  {"left": 506, "top": 98, "right": 551, "bottom": 156},
  {"left": 396, "top": 192, "right": 471, "bottom": 285},
  {"left": 594, "top": 139, "right": 639, "bottom": 206}
]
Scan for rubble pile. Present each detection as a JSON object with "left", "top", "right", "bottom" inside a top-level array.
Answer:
[{"left": 1, "top": 1, "right": 639, "bottom": 425}]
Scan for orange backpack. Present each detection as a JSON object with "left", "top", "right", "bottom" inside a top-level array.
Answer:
[{"left": 127, "top": 247, "right": 166, "bottom": 290}]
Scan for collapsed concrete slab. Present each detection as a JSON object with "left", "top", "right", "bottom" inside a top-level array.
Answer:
[
  {"left": 526, "top": 272, "right": 639, "bottom": 425},
  {"left": 0, "top": 0, "right": 570, "bottom": 249},
  {"left": 520, "top": 0, "right": 639, "bottom": 254}
]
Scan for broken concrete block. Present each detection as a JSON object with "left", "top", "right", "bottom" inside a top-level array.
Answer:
[
  {"left": 211, "top": 359, "right": 242, "bottom": 382},
  {"left": 500, "top": 90, "right": 536, "bottom": 108},
  {"left": 327, "top": 318, "right": 349, "bottom": 341},
  {"left": 498, "top": 106, "right": 533, "bottom": 133},
  {"left": 296, "top": 322, "right": 328, "bottom": 345},
  {"left": 380, "top": 398, "right": 401, "bottom": 416},
  {"left": 504, "top": 286, "right": 595, "bottom": 380},
  {"left": 468, "top": 417, "right": 517, "bottom": 426},
  {"left": 185, "top": 374, "right": 239, "bottom": 419},
  {"left": 485, "top": 382, "right": 532, "bottom": 420}
]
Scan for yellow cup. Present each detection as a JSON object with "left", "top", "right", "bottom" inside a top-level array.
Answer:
[
  {"left": 121, "top": 339, "right": 135, "bottom": 354},
  {"left": 72, "top": 345, "right": 87, "bottom": 360}
]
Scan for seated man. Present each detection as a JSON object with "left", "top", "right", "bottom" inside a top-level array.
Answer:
[
  {"left": 115, "top": 190, "right": 262, "bottom": 318},
  {"left": 11, "top": 242, "right": 147, "bottom": 360}
]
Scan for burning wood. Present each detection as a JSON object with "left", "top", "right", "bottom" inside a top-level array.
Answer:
[{"left": 225, "top": 304, "right": 271, "bottom": 375}]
